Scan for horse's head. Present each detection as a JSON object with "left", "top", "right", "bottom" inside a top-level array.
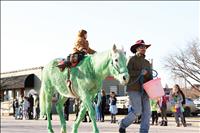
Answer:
[{"left": 109, "top": 44, "right": 129, "bottom": 85}]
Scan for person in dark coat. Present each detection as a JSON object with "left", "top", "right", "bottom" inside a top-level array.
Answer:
[
  {"left": 12, "top": 99, "right": 16, "bottom": 117},
  {"left": 28, "top": 95, "right": 34, "bottom": 119},
  {"left": 119, "top": 40, "right": 153, "bottom": 133},
  {"left": 101, "top": 89, "right": 107, "bottom": 122},
  {"left": 13, "top": 99, "right": 19, "bottom": 118},
  {"left": 64, "top": 99, "right": 70, "bottom": 121}
]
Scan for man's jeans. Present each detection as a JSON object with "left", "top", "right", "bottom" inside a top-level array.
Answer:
[{"left": 119, "top": 91, "right": 151, "bottom": 133}]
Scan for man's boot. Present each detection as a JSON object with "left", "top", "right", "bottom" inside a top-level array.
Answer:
[
  {"left": 113, "top": 116, "right": 116, "bottom": 123},
  {"left": 164, "top": 120, "right": 168, "bottom": 126},
  {"left": 119, "top": 128, "right": 126, "bottom": 133},
  {"left": 176, "top": 123, "right": 180, "bottom": 127},
  {"left": 160, "top": 120, "right": 164, "bottom": 126}
]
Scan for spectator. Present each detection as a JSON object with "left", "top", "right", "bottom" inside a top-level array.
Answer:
[
  {"left": 101, "top": 89, "right": 107, "bottom": 122},
  {"left": 94, "top": 92, "right": 102, "bottom": 121},
  {"left": 64, "top": 99, "right": 70, "bottom": 121},
  {"left": 33, "top": 94, "right": 40, "bottom": 120},
  {"left": 177, "top": 86, "right": 186, "bottom": 124},
  {"left": 74, "top": 98, "right": 80, "bottom": 120},
  {"left": 150, "top": 99, "right": 159, "bottom": 125},
  {"left": 109, "top": 92, "right": 118, "bottom": 123},
  {"left": 28, "top": 95, "right": 34, "bottom": 119},
  {"left": 12, "top": 99, "right": 17, "bottom": 117},
  {"left": 158, "top": 95, "right": 168, "bottom": 126},
  {"left": 13, "top": 99, "right": 19, "bottom": 119},
  {"left": 170, "top": 84, "right": 187, "bottom": 127},
  {"left": 23, "top": 96, "right": 30, "bottom": 120}
]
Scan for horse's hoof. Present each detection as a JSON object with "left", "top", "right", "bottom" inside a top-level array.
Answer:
[
  {"left": 72, "top": 129, "right": 77, "bottom": 133},
  {"left": 48, "top": 129, "right": 54, "bottom": 133},
  {"left": 95, "top": 129, "right": 99, "bottom": 133},
  {"left": 60, "top": 128, "right": 66, "bottom": 133}
]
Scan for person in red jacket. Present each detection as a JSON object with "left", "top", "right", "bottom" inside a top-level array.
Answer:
[{"left": 158, "top": 94, "right": 169, "bottom": 126}]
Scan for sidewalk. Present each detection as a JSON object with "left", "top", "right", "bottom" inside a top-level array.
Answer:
[
  {"left": 1, "top": 114, "right": 200, "bottom": 133},
  {"left": 3, "top": 114, "right": 199, "bottom": 127}
]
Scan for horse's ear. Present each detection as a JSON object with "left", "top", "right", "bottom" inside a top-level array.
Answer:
[{"left": 112, "top": 44, "right": 117, "bottom": 53}]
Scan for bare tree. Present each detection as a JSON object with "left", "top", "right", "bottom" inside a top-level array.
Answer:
[{"left": 164, "top": 39, "right": 200, "bottom": 90}]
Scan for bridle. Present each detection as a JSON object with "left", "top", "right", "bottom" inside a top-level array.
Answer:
[{"left": 111, "top": 60, "right": 126, "bottom": 75}]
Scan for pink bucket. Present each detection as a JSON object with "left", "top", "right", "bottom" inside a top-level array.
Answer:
[{"left": 143, "top": 78, "right": 165, "bottom": 99}]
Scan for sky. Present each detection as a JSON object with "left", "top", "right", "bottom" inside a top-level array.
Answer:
[{"left": 1, "top": 1, "right": 199, "bottom": 87}]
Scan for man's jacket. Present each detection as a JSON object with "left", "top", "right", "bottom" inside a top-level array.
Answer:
[{"left": 127, "top": 54, "right": 153, "bottom": 92}]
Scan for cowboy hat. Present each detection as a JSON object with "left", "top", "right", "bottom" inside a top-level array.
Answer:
[{"left": 130, "top": 40, "right": 151, "bottom": 53}]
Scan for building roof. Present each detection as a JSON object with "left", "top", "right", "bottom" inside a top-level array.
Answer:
[
  {"left": 0, "top": 74, "right": 35, "bottom": 90},
  {"left": 0, "top": 66, "right": 43, "bottom": 74}
]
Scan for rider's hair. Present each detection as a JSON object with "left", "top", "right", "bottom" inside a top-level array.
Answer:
[{"left": 78, "top": 29, "right": 87, "bottom": 38}]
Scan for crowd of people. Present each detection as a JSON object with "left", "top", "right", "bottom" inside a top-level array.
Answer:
[
  {"left": 12, "top": 85, "right": 188, "bottom": 128},
  {"left": 12, "top": 94, "right": 39, "bottom": 120}
]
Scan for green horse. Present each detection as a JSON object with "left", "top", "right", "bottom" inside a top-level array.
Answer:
[{"left": 39, "top": 45, "right": 129, "bottom": 133}]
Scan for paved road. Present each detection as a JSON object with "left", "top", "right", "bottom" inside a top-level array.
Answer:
[{"left": 1, "top": 115, "right": 200, "bottom": 133}]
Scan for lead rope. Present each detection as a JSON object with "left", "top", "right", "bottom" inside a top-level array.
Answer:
[{"left": 140, "top": 68, "right": 157, "bottom": 95}]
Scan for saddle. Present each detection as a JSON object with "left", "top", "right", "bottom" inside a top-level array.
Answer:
[
  {"left": 57, "top": 51, "right": 86, "bottom": 89},
  {"left": 57, "top": 51, "right": 86, "bottom": 71}
]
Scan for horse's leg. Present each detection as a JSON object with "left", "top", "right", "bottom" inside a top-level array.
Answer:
[
  {"left": 84, "top": 96, "right": 99, "bottom": 133},
  {"left": 56, "top": 96, "right": 67, "bottom": 133},
  {"left": 46, "top": 94, "right": 54, "bottom": 133},
  {"left": 72, "top": 104, "right": 87, "bottom": 133}
]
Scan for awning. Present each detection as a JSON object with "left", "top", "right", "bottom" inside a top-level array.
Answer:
[{"left": 0, "top": 74, "right": 35, "bottom": 90}]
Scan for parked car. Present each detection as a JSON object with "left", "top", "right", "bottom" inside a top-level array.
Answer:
[
  {"left": 114, "top": 95, "right": 199, "bottom": 116},
  {"left": 193, "top": 97, "right": 200, "bottom": 114},
  {"left": 116, "top": 96, "right": 129, "bottom": 109},
  {"left": 105, "top": 95, "right": 128, "bottom": 114},
  {"left": 193, "top": 97, "right": 200, "bottom": 109},
  {"left": 116, "top": 96, "right": 129, "bottom": 114}
]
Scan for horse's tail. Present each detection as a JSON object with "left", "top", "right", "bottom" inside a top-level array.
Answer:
[
  {"left": 39, "top": 82, "right": 46, "bottom": 117},
  {"left": 39, "top": 69, "right": 47, "bottom": 117}
]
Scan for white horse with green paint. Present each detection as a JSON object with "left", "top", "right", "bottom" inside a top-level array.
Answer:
[{"left": 40, "top": 45, "right": 129, "bottom": 133}]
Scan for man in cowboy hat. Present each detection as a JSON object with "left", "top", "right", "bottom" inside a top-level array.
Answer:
[{"left": 119, "top": 40, "right": 153, "bottom": 133}]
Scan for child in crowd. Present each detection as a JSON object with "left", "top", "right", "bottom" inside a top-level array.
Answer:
[
  {"left": 150, "top": 99, "right": 159, "bottom": 125},
  {"left": 23, "top": 96, "right": 30, "bottom": 120},
  {"left": 158, "top": 94, "right": 168, "bottom": 126},
  {"left": 170, "top": 84, "right": 187, "bottom": 127},
  {"left": 109, "top": 92, "right": 118, "bottom": 123}
]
